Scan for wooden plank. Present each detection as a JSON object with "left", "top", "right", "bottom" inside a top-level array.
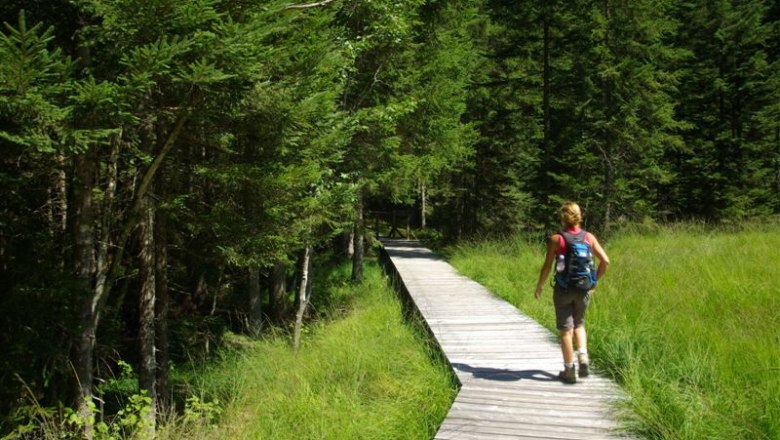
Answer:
[
  {"left": 380, "top": 239, "right": 633, "bottom": 440},
  {"left": 437, "top": 419, "right": 628, "bottom": 440}
]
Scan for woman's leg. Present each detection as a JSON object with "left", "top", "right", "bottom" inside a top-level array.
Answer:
[
  {"left": 574, "top": 326, "right": 587, "bottom": 352},
  {"left": 574, "top": 325, "right": 589, "bottom": 377},
  {"left": 560, "top": 329, "right": 575, "bottom": 363}
]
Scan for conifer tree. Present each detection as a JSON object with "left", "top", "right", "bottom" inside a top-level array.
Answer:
[
  {"left": 334, "top": 0, "right": 426, "bottom": 280},
  {"left": 394, "top": 0, "right": 479, "bottom": 230},
  {"left": 548, "top": 0, "right": 684, "bottom": 234},
  {"left": 671, "top": 0, "right": 779, "bottom": 219}
]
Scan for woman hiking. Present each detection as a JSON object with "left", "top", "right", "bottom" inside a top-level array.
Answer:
[{"left": 533, "top": 201, "right": 609, "bottom": 384}]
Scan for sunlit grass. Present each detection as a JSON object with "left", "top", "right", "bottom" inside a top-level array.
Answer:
[
  {"left": 447, "top": 222, "right": 780, "bottom": 440},
  {"left": 162, "top": 262, "right": 456, "bottom": 440}
]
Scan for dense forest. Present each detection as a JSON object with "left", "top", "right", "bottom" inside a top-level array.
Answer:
[{"left": 1, "top": 0, "right": 778, "bottom": 438}]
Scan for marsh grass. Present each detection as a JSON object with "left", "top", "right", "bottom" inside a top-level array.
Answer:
[
  {"left": 447, "top": 222, "right": 780, "bottom": 440},
  {"left": 162, "top": 262, "right": 456, "bottom": 440}
]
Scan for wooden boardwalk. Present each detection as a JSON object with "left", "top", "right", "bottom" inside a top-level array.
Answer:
[{"left": 381, "top": 239, "right": 633, "bottom": 440}]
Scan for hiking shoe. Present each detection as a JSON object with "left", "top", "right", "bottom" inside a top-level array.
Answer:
[
  {"left": 578, "top": 352, "right": 590, "bottom": 378},
  {"left": 558, "top": 365, "right": 576, "bottom": 384}
]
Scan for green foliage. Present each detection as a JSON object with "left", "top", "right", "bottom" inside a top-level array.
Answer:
[
  {"left": 2, "top": 0, "right": 780, "bottom": 437},
  {"left": 0, "top": 10, "right": 72, "bottom": 153},
  {"left": 182, "top": 396, "right": 221, "bottom": 427},
  {"left": 669, "top": 0, "right": 780, "bottom": 220},
  {"left": 393, "top": 1, "right": 479, "bottom": 203},
  {"left": 2, "top": 389, "right": 154, "bottom": 440}
]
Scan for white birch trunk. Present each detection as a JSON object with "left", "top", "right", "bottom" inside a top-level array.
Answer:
[
  {"left": 293, "top": 246, "right": 312, "bottom": 352},
  {"left": 421, "top": 182, "right": 427, "bottom": 230}
]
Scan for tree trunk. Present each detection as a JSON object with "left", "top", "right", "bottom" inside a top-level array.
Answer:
[
  {"left": 269, "top": 261, "right": 288, "bottom": 323},
  {"left": 603, "top": 175, "right": 613, "bottom": 237},
  {"left": 603, "top": 0, "right": 614, "bottom": 238},
  {"left": 351, "top": 189, "right": 364, "bottom": 283},
  {"left": 106, "top": 112, "right": 188, "bottom": 288},
  {"left": 72, "top": 150, "right": 98, "bottom": 440},
  {"left": 154, "top": 206, "right": 169, "bottom": 409},
  {"left": 71, "top": 137, "right": 119, "bottom": 439},
  {"left": 420, "top": 181, "right": 427, "bottom": 229},
  {"left": 195, "top": 272, "right": 209, "bottom": 310},
  {"left": 0, "top": 225, "right": 6, "bottom": 276},
  {"left": 543, "top": 9, "right": 551, "bottom": 154},
  {"left": 68, "top": 115, "right": 188, "bottom": 431},
  {"left": 293, "top": 246, "right": 312, "bottom": 353},
  {"left": 248, "top": 265, "right": 262, "bottom": 334},
  {"left": 138, "top": 196, "right": 157, "bottom": 438},
  {"left": 776, "top": 126, "right": 780, "bottom": 198},
  {"left": 347, "top": 230, "right": 355, "bottom": 258},
  {"left": 56, "top": 151, "right": 68, "bottom": 234},
  {"left": 47, "top": 152, "right": 68, "bottom": 240}
]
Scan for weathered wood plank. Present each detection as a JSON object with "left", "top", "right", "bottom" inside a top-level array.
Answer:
[
  {"left": 380, "top": 239, "right": 634, "bottom": 440},
  {"left": 437, "top": 419, "right": 627, "bottom": 440}
]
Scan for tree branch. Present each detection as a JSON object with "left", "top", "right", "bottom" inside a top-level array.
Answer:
[
  {"left": 284, "top": 0, "right": 336, "bottom": 10},
  {"left": 106, "top": 110, "right": 189, "bottom": 284},
  {"left": 131, "top": 111, "right": 189, "bottom": 215}
]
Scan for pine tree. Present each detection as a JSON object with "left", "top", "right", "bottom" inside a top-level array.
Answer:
[
  {"left": 549, "top": 0, "right": 684, "bottom": 234},
  {"left": 334, "top": 0, "right": 427, "bottom": 280},
  {"left": 671, "top": 0, "right": 778, "bottom": 219},
  {"left": 393, "top": 0, "right": 480, "bottom": 231}
]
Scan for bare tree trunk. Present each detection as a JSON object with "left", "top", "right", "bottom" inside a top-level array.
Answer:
[
  {"left": 293, "top": 246, "right": 312, "bottom": 352},
  {"left": 154, "top": 206, "right": 169, "bottom": 409},
  {"left": 56, "top": 151, "right": 68, "bottom": 233},
  {"left": 420, "top": 181, "right": 427, "bottom": 229},
  {"left": 602, "top": 0, "right": 614, "bottom": 238},
  {"left": 351, "top": 189, "right": 364, "bottom": 283},
  {"left": 68, "top": 117, "right": 187, "bottom": 434},
  {"left": 70, "top": 138, "right": 119, "bottom": 439},
  {"left": 194, "top": 272, "right": 209, "bottom": 310},
  {"left": 602, "top": 143, "right": 614, "bottom": 237},
  {"left": 138, "top": 197, "right": 157, "bottom": 438},
  {"left": 248, "top": 266, "right": 262, "bottom": 334},
  {"left": 775, "top": 127, "right": 780, "bottom": 198},
  {"left": 543, "top": 11, "right": 550, "bottom": 150},
  {"left": 106, "top": 112, "right": 188, "bottom": 289},
  {"left": 0, "top": 225, "right": 6, "bottom": 276},
  {"left": 269, "top": 261, "right": 287, "bottom": 323},
  {"left": 46, "top": 152, "right": 68, "bottom": 264},
  {"left": 72, "top": 150, "right": 98, "bottom": 440}
]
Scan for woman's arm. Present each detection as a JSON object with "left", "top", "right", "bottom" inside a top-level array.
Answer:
[
  {"left": 589, "top": 234, "right": 610, "bottom": 283},
  {"left": 534, "top": 235, "right": 559, "bottom": 299}
]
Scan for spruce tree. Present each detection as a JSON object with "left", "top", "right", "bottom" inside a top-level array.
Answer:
[{"left": 671, "top": 0, "right": 778, "bottom": 219}]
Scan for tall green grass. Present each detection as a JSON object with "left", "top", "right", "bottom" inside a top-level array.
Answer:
[
  {"left": 161, "top": 262, "right": 456, "bottom": 440},
  {"left": 447, "top": 223, "right": 780, "bottom": 440}
]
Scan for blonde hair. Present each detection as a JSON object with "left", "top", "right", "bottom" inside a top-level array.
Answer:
[{"left": 560, "top": 201, "right": 582, "bottom": 228}]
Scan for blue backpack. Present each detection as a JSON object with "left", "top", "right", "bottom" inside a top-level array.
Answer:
[{"left": 554, "top": 230, "right": 597, "bottom": 291}]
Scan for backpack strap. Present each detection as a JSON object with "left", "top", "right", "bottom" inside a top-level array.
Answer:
[{"left": 559, "top": 229, "right": 587, "bottom": 248}]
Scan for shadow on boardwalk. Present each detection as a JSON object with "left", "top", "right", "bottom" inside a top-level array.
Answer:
[
  {"left": 452, "top": 363, "right": 559, "bottom": 382},
  {"left": 379, "top": 245, "right": 444, "bottom": 261}
]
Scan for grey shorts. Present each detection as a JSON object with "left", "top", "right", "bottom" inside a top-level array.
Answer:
[{"left": 553, "top": 285, "right": 591, "bottom": 330}]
